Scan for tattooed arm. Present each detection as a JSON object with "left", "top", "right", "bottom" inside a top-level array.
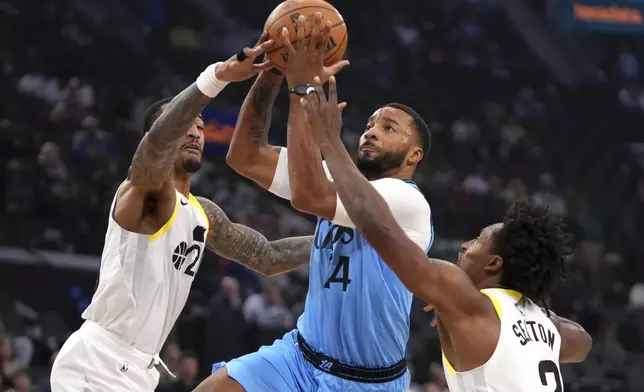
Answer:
[
  {"left": 114, "top": 84, "right": 211, "bottom": 233},
  {"left": 226, "top": 71, "right": 284, "bottom": 189},
  {"left": 129, "top": 84, "right": 210, "bottom": 192},
  {"left": 196, "top": 196, "right": 311, "bottom": 276}
]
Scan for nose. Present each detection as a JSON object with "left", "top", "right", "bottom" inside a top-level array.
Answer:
[
  {"left": 461, "top": 241, "right": 471, "bottom": 252},
  {"left": 363, "top": 127, "right": 379, "bottom": 141},
  {"left": 186, "top": 125, "right": 201, "bottom": 140}
]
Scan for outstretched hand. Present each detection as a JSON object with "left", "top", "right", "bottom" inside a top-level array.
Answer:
[
  {"left": 215, "top": 32, "right": 275, "bottom": 82},
  {"left": 299, "top": 76, "right": 347, "bottom": 145},
  {"left": 282, "top": 13, "right": 350, "bottom": 85}
]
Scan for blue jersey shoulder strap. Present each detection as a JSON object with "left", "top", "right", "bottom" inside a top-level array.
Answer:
[{"left": 402, "top": 179, "right": 435, "bottom": 253}]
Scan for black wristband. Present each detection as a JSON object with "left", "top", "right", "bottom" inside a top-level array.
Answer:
[{"left": 288, "top": 84, "right": 316, "bottom": 96}]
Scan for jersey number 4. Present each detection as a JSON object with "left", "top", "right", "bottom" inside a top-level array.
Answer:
[
  {"left": 538, "top": 360, "right": 563, "bottom": 392},
  {"left": 324, "top": 256, "right": 352, "bottom": 291}
]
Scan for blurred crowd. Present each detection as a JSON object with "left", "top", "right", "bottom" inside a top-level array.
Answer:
[{"left": 1, "top": 0, "right": 644, "bottom": 391}]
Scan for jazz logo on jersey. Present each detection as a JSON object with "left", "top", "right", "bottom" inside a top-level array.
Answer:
[{"left": 172, "top": 226, "right": 206, "bottom": 277}]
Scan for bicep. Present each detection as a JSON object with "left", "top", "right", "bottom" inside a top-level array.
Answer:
[
  {"left": 558, "top": 319, "right": 593, "bottom": 363},
  {"left": 228, "top": 145, "right": 282, "bottom": 190},
  {"left": 129, "top": 133, "right": 177, "bottom": 191}
]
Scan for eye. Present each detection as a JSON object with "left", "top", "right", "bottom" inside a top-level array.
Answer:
[{"left": 384, "top": 126, "right": 394, "bottom": 132}]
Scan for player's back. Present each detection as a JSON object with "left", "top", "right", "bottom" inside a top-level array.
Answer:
[
  {"left": 443, "top": 288, "right": 563, "bottom": 392},
  {"left": 297, "top": 179, "right": 434, "bottom": 368},
  {"left": 82, "top": 187, "right": 209, "bottom": 355}
]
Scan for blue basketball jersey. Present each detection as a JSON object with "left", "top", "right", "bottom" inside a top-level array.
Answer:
[{"left": 296, "top": 180, "right": 434, "bottom": 368}]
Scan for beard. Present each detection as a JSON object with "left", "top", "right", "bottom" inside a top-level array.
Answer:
[
  {"left": 183, "top": 158, "right": 202, "bottom": 174},
  {"left": 356, "top": 148, "right": 406, "bottom": 180}
]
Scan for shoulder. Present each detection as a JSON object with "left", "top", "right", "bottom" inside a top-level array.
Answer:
[{"left": 370, "top": 178, "right": 431, "bottom": 215}]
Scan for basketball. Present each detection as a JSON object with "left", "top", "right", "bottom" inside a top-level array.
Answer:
[{"left": 264, "top": 0, "right": 348, "bottom": 73}]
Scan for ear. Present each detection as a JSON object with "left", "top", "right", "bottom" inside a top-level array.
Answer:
[
  {"left": 484, "top": 255, "right": 503, "bottom": 275},
  {"left": 407, "top": 145, "right": 423, "bottom": 165}
]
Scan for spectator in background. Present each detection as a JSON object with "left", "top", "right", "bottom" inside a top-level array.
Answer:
[
  {"left": 5, "top": 371, "right": 32, "bottom": 392},
  {"left": 242, "top": 282, "right": 294, "bottom": 331},
  {"left": 157, "top": 352, "right": 199, "bottom": 392},
  {"left": 205, "top": 277, "right": 247, "bottom": 370},
  {"left": 157, "top": 343, "right": 182, "bottom": 390},
  {"left": 0, "top": 334, "right": 24, "bottom": 389}
]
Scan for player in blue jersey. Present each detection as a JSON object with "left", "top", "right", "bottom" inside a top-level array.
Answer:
[{"left": 194, "top": 14, "right": 433, "bottom": 392}]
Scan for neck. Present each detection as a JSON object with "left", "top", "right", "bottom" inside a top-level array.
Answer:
[
  {"left": 362, "top": 167, "right": 415, "bottom": 182},
  {"left": 174, "top": 170, "right": 191, "bottom": 197}
]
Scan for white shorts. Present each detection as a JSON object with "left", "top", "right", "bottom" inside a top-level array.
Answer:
[{"left": 50, "top": 321, "right": 160, "bottom": 392}]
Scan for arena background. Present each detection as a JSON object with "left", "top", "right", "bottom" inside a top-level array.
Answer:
[{"left": 1, "top": 0, "right": 644, "bottom": 391}]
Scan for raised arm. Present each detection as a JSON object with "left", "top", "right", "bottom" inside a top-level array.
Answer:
[
  {"left": 547, "top": 311, "right": 592, "bottom": 363},
  {"left": 196, "top": 197, "right": 312, "bottom": 276},
  {"left": 300, "top": 77, "right": 488, "bottom": 318},
  {"left": 283, "top": 14, "right": 349, "bottom": 218},
  {"left": 225, "top": 69, "right": 284, "bottom": 189},
  {"left": 115, "top": 36, "right": 274, "bottom": 233},
  {"left": 129, "top": 84, "right": 210, "bottom": 193}
]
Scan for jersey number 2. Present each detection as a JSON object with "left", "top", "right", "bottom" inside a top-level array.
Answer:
[
  {"left": 324, "top": 256, "right": 352, "bottom": 291},
  {"left": 538, "top": 360, "right": 562, "bottom": 392}
]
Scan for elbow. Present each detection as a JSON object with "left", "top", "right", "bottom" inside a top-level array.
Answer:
[
  {"left": 225, "top": 152, "right": 254, "bottom": 177},
  {"left": 578, "top": 331, "right": 593, "bottom": 362}
]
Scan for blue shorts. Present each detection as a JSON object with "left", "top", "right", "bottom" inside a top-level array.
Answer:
[{"left": 212, "top": 330, "right": 410, "bottom": 392}]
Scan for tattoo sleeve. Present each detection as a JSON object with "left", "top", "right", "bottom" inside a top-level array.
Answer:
[
  {"left": 196, "top": 196, "right": 312, "bottom": 276},
  {"left": 130, "top": 83, "right": 211, "bottom": 190},
  {"left": 246, "top": 73, "right": 282, "bottom": 147},
  {"left": 227, "top": 72, "right": 284, "bottom": 189}
]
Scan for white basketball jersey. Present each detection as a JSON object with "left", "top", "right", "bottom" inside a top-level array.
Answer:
[
  {"left": 82, "top": 186, "right": 209, "bottom": 355},
  {"left": 442, "top": 289, "right": 563, "bottom": 392}
]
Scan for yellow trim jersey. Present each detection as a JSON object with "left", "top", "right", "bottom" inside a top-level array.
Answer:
[
  {"left": 82, "top": 188, "right": 209, "bottom": 355},
  {"left": 442, "top": 289, "right": 563, "bottom": 392}
]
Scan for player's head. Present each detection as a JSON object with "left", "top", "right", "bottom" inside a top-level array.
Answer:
[
  {"left": 357, "top": 103, "right": 430, "bottom": 180},
  {"left": 457, "top": 201, "right": 573, "bottom": 304},
  {"left": 143, "top": 97, "right": 205, "bottom": 175}
]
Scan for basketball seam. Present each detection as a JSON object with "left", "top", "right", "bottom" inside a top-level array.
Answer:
[
  {"left": 324, "top": 28, "right": 347, "bottom": 61},
  {"left": 266, "top": 20, "right": 346, "bottom": 55},
  {"left": 266, "top": 5, "right": 342, "bottom": 33}
]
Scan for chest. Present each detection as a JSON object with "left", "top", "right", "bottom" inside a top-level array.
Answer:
[{"left": 153, "top": 206, "right": 209, "bottom": 282}]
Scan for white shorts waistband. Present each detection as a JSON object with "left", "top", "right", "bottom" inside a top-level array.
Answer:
[{"left": 80, "top": 320, "right": 155, "bottom": 370}]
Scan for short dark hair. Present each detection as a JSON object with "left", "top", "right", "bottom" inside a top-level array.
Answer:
[
  {"left": 492, "top": 201, "right": 573, "bottom": 305},
  {"left": 142, "top": 97, "right": 174, "bottom": 134},
  {"left": 383, "top": 103, "right": 431, "bottom": 161}
]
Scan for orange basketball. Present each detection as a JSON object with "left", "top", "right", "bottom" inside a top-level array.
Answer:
[{"left": 264, "top": 0, "right": 348, "bottom": 73}]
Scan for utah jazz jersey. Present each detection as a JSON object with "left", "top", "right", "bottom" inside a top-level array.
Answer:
[
  {"left": 82, "top": 186, "right": 209, "bottom": 355},
  {"left": 297, "top": 180, "right": 433, "bottom": 368},
  {"left": 442, "top": 289, "right": 563, "bottom": 392}
]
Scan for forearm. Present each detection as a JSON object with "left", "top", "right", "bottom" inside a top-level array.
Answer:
[
  {"left": 227, "top": 72, "right": 283, "bottom": 188},
  {"left": 131, "top": 83, "right": 211, "bottom": 189},
  {"left": 196, "top": 196, "right": 312, "bottom": 276},
  {"left": 318, "top": 138, "right": 447, "bottom": 301},
  {"left": 287, "top": 95, "right": 336, "bottom": 217},
  {"left": 546, "top": 311, "right": 592, "bottom": 363}
]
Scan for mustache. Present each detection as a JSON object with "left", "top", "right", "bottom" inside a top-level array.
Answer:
[{"left": 360, "top": 141, "right": 379, "bottom": 150}]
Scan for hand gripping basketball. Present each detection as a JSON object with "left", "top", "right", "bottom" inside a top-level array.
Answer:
[
  {"left": 282, "top": 13, "right": 350, "bottom": 85},
  {"left": 215, "top": 32, "right": 275, "bottom": 82},
  {"left": 299, "top": 76, "right": 347, "bottom": 145}
]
